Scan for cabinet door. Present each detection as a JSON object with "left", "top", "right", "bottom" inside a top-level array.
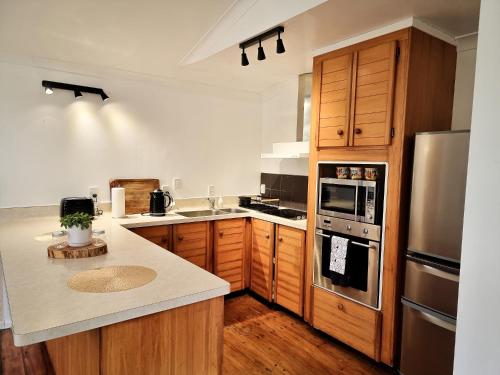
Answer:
[
  {"left": 275, "top": 225, "right": 305, "bottom": 316},
  {"left": 173, "top": 222, "right": 211, "bottom": 270},
  {"left": 250, "top": 219, "right": 274, "bottom": 301},
  {"left": 129, "top": 225, "right": 171, "bottom": 250},
  {"left": 317, "top": 53, "right": 353, "bottom": 148},
  {"left": 313, "top": 287, "right": 381, "bottom": 360},
  {"left": 214, "top": 219, "right": 245, "bottom": 292},
  {"left": 350, "top": 41, "right": 397, "bottom": 146}
]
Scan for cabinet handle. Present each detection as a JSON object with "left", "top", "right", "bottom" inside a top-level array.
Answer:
[
  {"left": 266, "top": 234, "right": 270, "bottom": 239},
  {"left": 161, "top": 237, "right": 168, "bottom": 243},
  {"left": 354, "top": 128, "right": 362, "bottom": 134},
  {"left": 337, "top": 129, "right": 344, "bottom": 136},
  {"left": 219, "top": 231, "right": 224, "bottom": 237},
  {"left": 279, "top": 237, "right": 283, "bottom": 242},
  {"left": 177, "top": 235, "right": 184, "bottom": 241},
  {"left": 338, "top": 303, "right": 344, "bottom": 311}
]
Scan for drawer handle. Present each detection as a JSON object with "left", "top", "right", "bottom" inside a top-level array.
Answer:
[
  {"left": 278, "top": 237, "right": 283, "bottom": 242},
  {"left": 337, "top": 129, "right": 344, "bottom": 136},
  {"left": 337, "top": 303, "right": 344, "bottom": 311},
  {"left": 219, "top": 231, "right": 224, "bottom": 237},
  {"left": 161, "top": 237, "right": 168, "bottom": 243},
  {"left": 177, "top": 235, "right": 184, "bottom": 241},
  {"left": 266, "top": 234, "right": 270, "bottom": 239},
  {"left": 354, "top": 128, "right": 362, "bottom": 135}
]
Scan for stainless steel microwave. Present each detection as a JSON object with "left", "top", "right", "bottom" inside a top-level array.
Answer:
[{"left": 318, "top": 178, "right": 377, "bottom": 224}]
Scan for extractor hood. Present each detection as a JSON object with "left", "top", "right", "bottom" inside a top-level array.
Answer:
[{"left": 261, "top": 73, "right": 312, "bottom": 159}]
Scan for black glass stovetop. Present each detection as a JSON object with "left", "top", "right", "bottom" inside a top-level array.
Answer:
[{"left": 241, "top": 204, "right": 307, "bottom": 220}]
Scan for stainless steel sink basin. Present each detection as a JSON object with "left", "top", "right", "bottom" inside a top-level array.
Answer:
[
  {"left": 218, "top": 208, "right": 247, "bottom": 214},
  {"left": 177, "top": 209, "right": 226, "bottom": 218}
]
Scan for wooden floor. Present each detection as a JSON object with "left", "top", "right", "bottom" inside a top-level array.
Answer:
[{"left": 1, "top": 294, "right": 394, "bottom": 375}]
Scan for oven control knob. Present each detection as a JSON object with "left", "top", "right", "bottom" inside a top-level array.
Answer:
[
  {"left": 368, "top": 214, "right": 373, "bottom": 220},
  {"left": 346, "top": 225, "right": 352, "bottom": 231},
  {"left": 363, "top": 228, "right": 369, "bottom": 234}
]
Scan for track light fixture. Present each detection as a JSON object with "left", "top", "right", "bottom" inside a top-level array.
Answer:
[
  {"left": 276, "top": 31, "right": 285, "bottom": 54},
  {"left": 41, "top": 80, "right": 110, "bottom": 102},
  {"left": 239, "top": 26, "right": 285, "bottom": 66},
  {"left": 241, "top": 48, "right": 249, "bottom": 66},
  {"left": 257, "top": 40, "right": 266, "bottom": 61}
]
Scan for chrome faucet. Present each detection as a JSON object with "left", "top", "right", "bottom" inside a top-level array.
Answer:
[{"left": 208, "top": 197, "right": 216, "bottom": 209}]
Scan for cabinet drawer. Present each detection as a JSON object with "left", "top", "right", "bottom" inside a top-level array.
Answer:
[
  {"left": 313, "top": 287, "right": 381, "bottom": 360},
  {"left": 214, "top": 219, "right": 245, "bottom": 292},
  {"left": 129, "top": 225, "right": 171, "bottom": 250},
  {"left": 173, "top": 222, "right": 210, "bottom": 270}
]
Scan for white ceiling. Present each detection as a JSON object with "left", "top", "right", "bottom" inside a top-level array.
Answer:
[{"left": 0, "top": 0, "right": 480, "bottom": 93}]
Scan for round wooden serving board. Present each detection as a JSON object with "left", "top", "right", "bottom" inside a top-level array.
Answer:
[{"left": 48, "top": 240, "right": 108, "bottom": 259}]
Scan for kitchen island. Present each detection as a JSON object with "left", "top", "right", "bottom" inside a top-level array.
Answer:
[{"left": 0, "top": 214, "right": 230, "bottom": 375}]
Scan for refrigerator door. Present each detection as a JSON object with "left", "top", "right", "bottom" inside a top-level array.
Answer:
[
  {"left": 404, "top": 255, "right": 459, "bottom": 318},
  {"left": 400, "top": 300, "right": 456, "bottom": 375},
  {"left": 408, "top": 131, "right": 469, "bottom": 262}
]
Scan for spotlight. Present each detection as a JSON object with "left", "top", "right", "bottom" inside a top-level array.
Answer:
[
  {"left": 45, "top": 86, "right": 53, "bottom": 95},
  {"left": 276, "top": 31, "right": 285, "bottom": 54},
  {"left": 100, "top": 91, "right": 110, "bottom": 101},
  {"left": 74, "top": 90, "right": 83, "bottom": 100},
  {"left": 257, "top": 40, "right": 266, "bottom": 61}
]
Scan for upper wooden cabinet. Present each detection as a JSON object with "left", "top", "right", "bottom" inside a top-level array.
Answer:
[
  {"left": 316, "top": 40, "right": 397, "bottom": 148},
  {"left": 214, "top": 218, "right": 246, "bottom": 292}
]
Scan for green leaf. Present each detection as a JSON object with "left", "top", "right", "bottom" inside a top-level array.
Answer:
[{"left": 60, "top": 212, "right": 92, "bottom": 230}]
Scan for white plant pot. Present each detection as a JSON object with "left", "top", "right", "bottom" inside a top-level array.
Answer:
[{"left": 67, "top": 224, "right": 92, "bottom": 247}]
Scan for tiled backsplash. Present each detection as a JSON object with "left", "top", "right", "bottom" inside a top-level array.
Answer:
[{"left": 260, "top": 173, "right": 308, "bottom": 211}]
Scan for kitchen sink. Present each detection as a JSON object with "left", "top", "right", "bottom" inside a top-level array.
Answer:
[
  {"left": 218, "top": 208, "right": 247, "bottom": 214},
  {"left": 176, "top": 209, "right": 226, "bottom": 217}
]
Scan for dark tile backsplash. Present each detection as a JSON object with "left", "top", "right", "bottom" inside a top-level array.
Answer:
[{"left": 261, "top": 173, "right": 308, "bottom": 211}]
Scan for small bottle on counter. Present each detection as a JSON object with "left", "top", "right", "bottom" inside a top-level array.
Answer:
[{"left": 217, "top": 196, "right": 224, "bottom": 209}]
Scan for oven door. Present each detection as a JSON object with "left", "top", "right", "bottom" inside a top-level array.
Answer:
[
  {"left": 318, "top": 178, "right": 367, "bottom": 222},
  {"left": 313, "top": 228, "right": 380, "bottom": 309}
]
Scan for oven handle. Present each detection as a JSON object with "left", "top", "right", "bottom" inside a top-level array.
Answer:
[
  {"left": 315, "top": 231, "right": 331, "bottom": 238},
  {"left": 351, "top": 241, "right": 375, "bottom": 249},
  {"left": 354, "top": 185, "right": 359, "bottom": 220}
]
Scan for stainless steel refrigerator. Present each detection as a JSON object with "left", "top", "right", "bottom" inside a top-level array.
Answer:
[{"left": 399, "top": 130, "right": 469, "bottom": 375}]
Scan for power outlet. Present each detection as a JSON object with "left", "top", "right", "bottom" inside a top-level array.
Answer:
[
  {"left": 172, "top": 178, "right": 182, "bottom": 190},
  {"left": 161, "top": 184, "right": 170, "bottom": 192},
  {"left": 208, "top": 185, "right": 215, "bottom": 197},
  {"left": 89, "top": 185, "right": 99, "bottom": 199}
]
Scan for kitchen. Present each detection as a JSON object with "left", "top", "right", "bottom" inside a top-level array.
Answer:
[{"left": 0, "top": 1, "right": 496, "bottom": 374}]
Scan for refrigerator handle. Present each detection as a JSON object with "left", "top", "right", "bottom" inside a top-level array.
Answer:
[{"left": 402, "top": 299, "right": 456, "bottom": 332}]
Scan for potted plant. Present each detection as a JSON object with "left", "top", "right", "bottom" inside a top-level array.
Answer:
[{"left": 60, "top": 212, "right": 93, "bottom": 247}]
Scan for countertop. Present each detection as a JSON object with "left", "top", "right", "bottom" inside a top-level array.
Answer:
[{"left": 0, "top": 205, "right": 306, "bottom": 346}]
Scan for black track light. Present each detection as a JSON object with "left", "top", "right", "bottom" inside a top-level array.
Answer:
[
  {"left": 74, "top": 90, "right": 83, "bottom": 100},
  {"left": 276, "top": 31, "right": 285, "bottom": 54},
  {"left": 100, "top": 91, "right": 110, "bottom": 101},
  {"left": 257, "top": 40, "right": 266, "bottom": 61},
  {"left": 241, "top": 48, "right": 249, "bottom": 66}
]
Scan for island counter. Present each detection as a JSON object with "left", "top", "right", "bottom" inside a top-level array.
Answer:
[{"left": 0, "top": 214, "right": 230, "bottom": 375}]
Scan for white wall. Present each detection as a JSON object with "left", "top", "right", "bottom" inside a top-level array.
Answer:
[
  {"left": 0, "top": 61, "right": 262, "bottom": 207},
  {"left": 260, "top": 77, "right": 309, "bottom": 176},
  {"left": 452, "top": 34, "right": 478, "bottom": 130},
  {"left": 454, "top": 1, "right": 500, "bottom": 373}
]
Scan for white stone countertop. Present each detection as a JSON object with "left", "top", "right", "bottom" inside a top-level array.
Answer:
[{"left": 0, "top": 205, "right": 306, "bottom": 347}]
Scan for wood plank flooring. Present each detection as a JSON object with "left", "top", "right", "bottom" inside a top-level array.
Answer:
[{"left": 1, "top": 294, "right": 394, "bottom": 374}]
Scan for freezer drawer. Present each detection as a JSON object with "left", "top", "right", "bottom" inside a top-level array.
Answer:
[
  {"left": 400, "top": 300, "right": 455, "bottom": 375},
  {"left": 404, "top": 255, "right": 459, "bottom": 318},
  {"left": 408, "top": 131, "right": 469, "bottom": 262}
]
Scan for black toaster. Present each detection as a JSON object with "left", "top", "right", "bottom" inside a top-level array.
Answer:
[{"left": 60, "top": 197, "right": 95, "bottom": 218}]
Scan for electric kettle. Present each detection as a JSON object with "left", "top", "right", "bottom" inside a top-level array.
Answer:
[{"left": 149, "top": 189, "right": 174, "bottom": 216}]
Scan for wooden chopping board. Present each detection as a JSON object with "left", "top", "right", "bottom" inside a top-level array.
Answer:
[{"left": 109, "top": 178, "right": 159, "bottom": 214}]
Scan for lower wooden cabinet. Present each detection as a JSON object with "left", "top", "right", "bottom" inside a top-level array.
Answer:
[
  {"left": 312, "top": 286, "right": 381, "bottom": 360},
  {"left": 275, "top": 225, "right": 305, "bottom": 316},
  {"left": 129, "top": 225, "right": 171, "bottom": 250},
  {"left": 250, "top": 219, "right": 275, "bottom": 301},
  {"left": 172, "top": 222, "right": 212, "bottom": 271},
  {"left": 213, "top": 218, "right": 245, "bottom": 292}
]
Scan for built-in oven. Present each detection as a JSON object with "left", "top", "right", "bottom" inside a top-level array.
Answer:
[
  {"left": 313, "top": 214, "right": 381, "bottom": 309},
  {"left": 318, "top": 178, "right": 379, "bottom": 224}
]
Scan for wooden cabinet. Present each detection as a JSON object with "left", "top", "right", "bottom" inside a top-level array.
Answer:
[
  {"left": 313, "top": 287, "right": 381, "bottom": 360},
  {"left": 214, "top": 218, "right": 245, "bottom": 292},
  {"left": 317, "top": 40, "right": 397, "bottom": 148},
  {"left": 129, "top": 225, "right": 171, "bottom": 250},
  {"left": 250, "top": 219, "right": 275, "bottom": 301},
  {"left": 275, "top": 225, "right": 305, "bottom": 316},
  {"left": 172, "top": 222, "right": 212, "bottom": 271}
]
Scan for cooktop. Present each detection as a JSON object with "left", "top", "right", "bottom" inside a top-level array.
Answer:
[{"left": 241, "top": 204, "right": 307, "bottom": 221}]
